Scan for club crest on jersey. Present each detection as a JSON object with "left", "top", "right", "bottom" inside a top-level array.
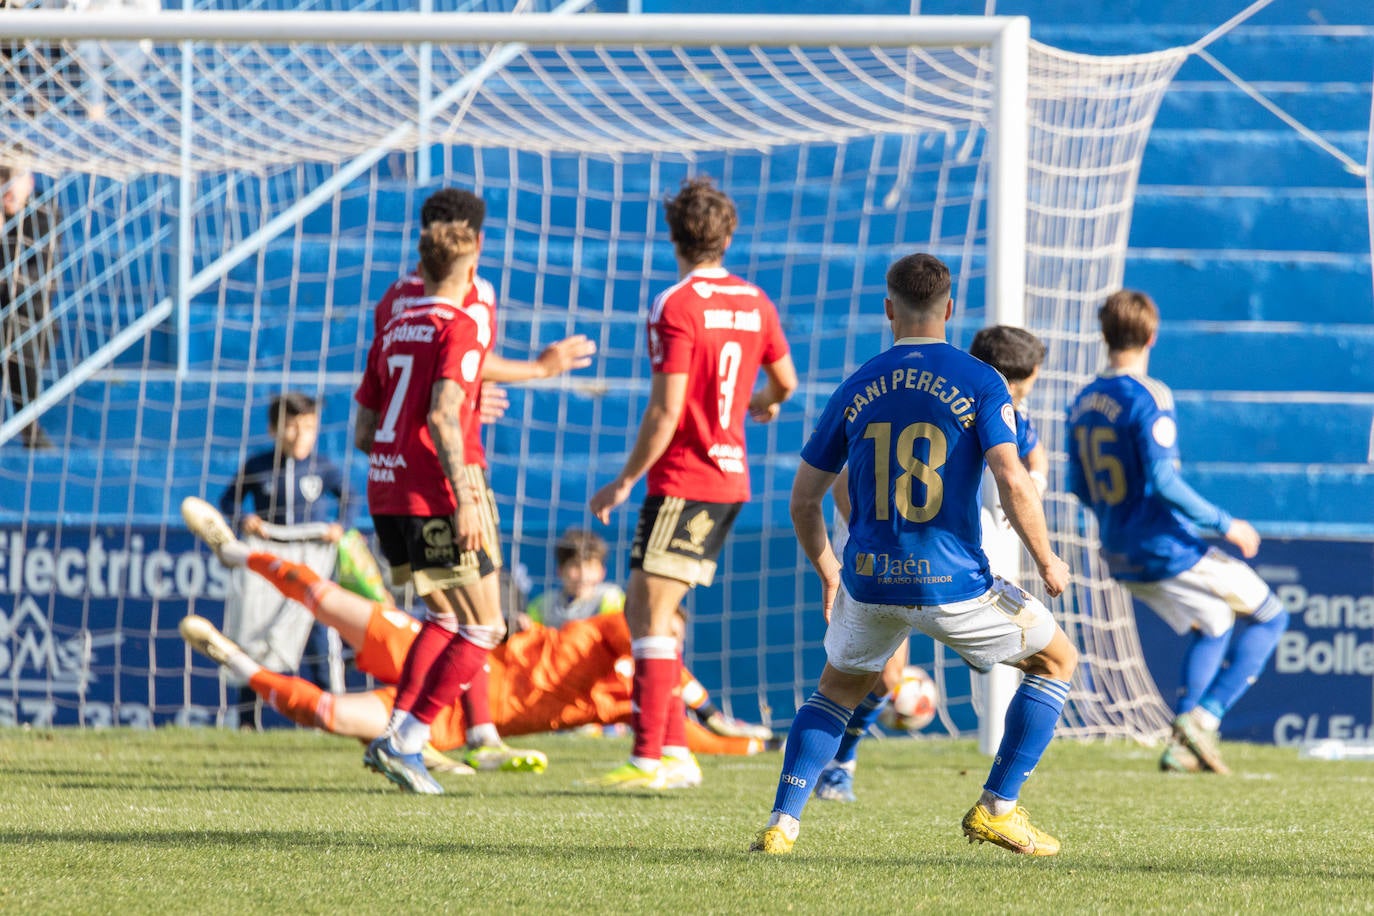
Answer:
[
  {"left": 299, "top": 474, "right": 323, "bottom": 503},
  {"left": 1001, "top": 403, "right": 1016, "bottom": 434},
  {"left": 1152, "top": 415, "right": 1177, "bottom": 448}
]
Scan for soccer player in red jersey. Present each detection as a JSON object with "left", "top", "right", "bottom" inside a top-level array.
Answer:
[
  {"left": 350, "top": 219, "right": 505, "bottom": 794},
  {"left": 587, "top": 176, "right": 798, "bottom": 789},
  {"left": 369, "top": 189, "right": 595, "bottom": 774}
]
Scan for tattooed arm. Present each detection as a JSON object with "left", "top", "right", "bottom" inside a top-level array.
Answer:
[{"left": 428, "top": 378, "right": 481, "bottom": 552}]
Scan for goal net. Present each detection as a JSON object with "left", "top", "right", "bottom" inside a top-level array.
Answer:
[{"left": 0, "top": 4, "right": 1186, "bottom": 740}]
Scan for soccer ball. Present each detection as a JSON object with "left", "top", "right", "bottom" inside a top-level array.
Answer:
[{"left": 878, "top": 665, "right": 938, "bottom": 732}]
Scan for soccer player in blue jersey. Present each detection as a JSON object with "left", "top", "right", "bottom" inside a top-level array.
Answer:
[
  {"left": 1067, "top": 290, "right": 1288, "bottom": 775},
  {"left": 812, "top": 324, "right": 1050, "bottom": 804},
  {"left": 751, "top": 253, "right": 1077, "bottom": 857}
]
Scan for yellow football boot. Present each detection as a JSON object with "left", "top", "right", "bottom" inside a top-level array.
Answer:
[
  {"left": 748, "top": 825, "right": 795, "bottom": 855},
  {"left": 579, "top": 760, "right": 664, "bottom": 789},
  {"left": 961, "top": 803, "right": 1060, "bottom": 856}
]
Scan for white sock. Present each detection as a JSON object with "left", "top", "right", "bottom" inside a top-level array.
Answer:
[
  {"left": 629, "top": 755, "right": 660, "bottom": 772},
  {"left": 766, "top": 811, "right": 800, "bottom": 841},
  {"left": 978, "top": 790, "right": 1017, "bottom": 817},
  {"left": 393, "top": 713, "right": 431, "bottom": 755},
  {"left": 384, "top": 707, "right": 407, "bottom": 737},
  {"left": 426, "top": 610, "right": 459, "bottom": 632},
  {"left": 662, "top": 745, "right": 691, "bottom": 762},
  {"left": 225, "top": 651, "right": 259, "bottom": 682},
  {"left": 466, "top": 723, "right": 501, "bottom": 748},
  {"left": 1191, "top": 707, "right": 1221, "bottom": 731},
  {"left": 218, "top": 540, "right": 250, "bottom": 568}
]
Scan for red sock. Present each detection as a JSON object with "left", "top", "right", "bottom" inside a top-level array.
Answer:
[
  {"left": 393, "top": 620, "right": 456, "bottom": 713},
  {"left": 662, "top": 656, "right": 687, "bottom": 750},
  {"left": 461, "top": 663, "right": 493, "bottom": 729},
  {"left": 247, "top": 552, "right": 338, "bottom": 612},
  {"left": 411, "top": 635, "right": 490, "bottom": 725},
  {"left": 631, "top": 656, "right": 679, "bottom": 761},
  {"left": 248, "top": 669, "right": 335, "bottom": 731}
]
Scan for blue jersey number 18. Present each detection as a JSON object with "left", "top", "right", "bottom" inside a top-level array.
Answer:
[{"left": 862, "top": 421, "right": 947, "bottom": 523}]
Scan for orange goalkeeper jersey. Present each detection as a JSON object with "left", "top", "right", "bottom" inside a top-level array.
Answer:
[{"left": 359, "top": 605, "right": 761, "bottom": 754}]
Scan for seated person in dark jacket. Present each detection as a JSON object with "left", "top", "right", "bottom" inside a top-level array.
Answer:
[{"left": 2, "top": 155, "right": 59, "bottom": 450}]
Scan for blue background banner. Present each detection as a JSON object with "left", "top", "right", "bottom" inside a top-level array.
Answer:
[
  {"left": 5, "top": 522, "right": 1372, "bottom": 745},
  {"left": 0, "top": 524, "right": 229, "bottom": 728}
]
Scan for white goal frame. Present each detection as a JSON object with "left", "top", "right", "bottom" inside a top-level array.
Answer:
[{"left": 4, "top": 7, "right": 1183, "bottom": 744}]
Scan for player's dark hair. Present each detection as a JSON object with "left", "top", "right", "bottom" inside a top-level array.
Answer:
[
  {"left": 1099, "top": 289, "right": 1160, "bottom": 351},
  {"left": 554, "top": 528, "right": 608, "bottom": 567},
  {"left": 268, "top": 392, "right": 317, "bottom": 430},
  {"left": 421, "top": 187, "right": 486, "bottom": 232},
  {"left": 418, "top": 220, "right": 479, "bottom": 284},
  {"left": 886, "top": 253, "right": 951, "bottom": 316},
  {"left": 969, "top": 325, "right": 1046, "bottom": 382},
  {"left": 663, "top": 176, "right": 737, "bottom": 266}
]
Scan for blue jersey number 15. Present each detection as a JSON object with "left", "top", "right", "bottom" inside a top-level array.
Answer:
[{"left": 1074, "top": 425, "right": 1127, "bottom": 506}]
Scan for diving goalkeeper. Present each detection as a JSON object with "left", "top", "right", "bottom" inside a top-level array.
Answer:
[{"left": 179, "top": 497, "right": 773, "bottom": 768}]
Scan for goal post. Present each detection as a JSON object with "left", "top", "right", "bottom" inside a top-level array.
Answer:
[{"left": 0, "top": 8, "right": 1182, "bottom": 743}]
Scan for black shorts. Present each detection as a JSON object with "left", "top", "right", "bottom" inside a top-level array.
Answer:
[
  {"left": 630, "top": 496, "right": 743, "bottom": 588},
  {"left": 372, "top": 513, "right": 496, "bottom": 596}
]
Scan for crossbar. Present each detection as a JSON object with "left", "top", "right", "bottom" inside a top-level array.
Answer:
[{"left": 0, "top": 11, "right": 1021, "bottom": 47}]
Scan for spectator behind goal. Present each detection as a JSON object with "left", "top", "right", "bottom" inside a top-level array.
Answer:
[
  {"left": 1, "top": 149, "right": 60, "bottom": 449},
  {"left": 520, "top": 529, "right": 625, "bottom": 631},
  {"left": 219, "top": 391, "right": 351, "bottom": 727}
]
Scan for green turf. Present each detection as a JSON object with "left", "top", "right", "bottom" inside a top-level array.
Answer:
[{"left": 3, "top": 728, "right": 1373, "bottom": 913}]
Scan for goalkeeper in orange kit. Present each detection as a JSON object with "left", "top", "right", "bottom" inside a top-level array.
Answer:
[{"left": 179, "top": 497, "right": 773, "bottom": 772}]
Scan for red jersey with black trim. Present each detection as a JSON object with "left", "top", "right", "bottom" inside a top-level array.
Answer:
[
  {"left": 372, "top": 270, "right": 497, "bottom": 468},
  {"left": 646, "top": 267, "right": 789, "bottom": 502},
  {"left": 355, "top": 296, "right": 486, "bottom": 515}
]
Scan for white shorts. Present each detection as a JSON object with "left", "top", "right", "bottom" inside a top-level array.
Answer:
[
  {"left": 1122, "top": 547, "right": 1274, "bottom": 638},
  {"left": 825, "top": 577, "right": 1058, "bottom": 674}
]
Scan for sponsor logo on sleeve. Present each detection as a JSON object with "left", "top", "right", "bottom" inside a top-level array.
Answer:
[{"left": 1152, "top": 415, "right": 1177, "bottom": 448}]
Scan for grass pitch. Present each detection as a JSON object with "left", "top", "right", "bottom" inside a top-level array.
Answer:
[{"left": 3, "top": 728, "right": 1372, "bottom": 914}]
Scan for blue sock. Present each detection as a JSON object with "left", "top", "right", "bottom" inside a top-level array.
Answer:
[
  {"left": 1177, "top": 630, "right": 1230, "bottom": 715},
  {"left": 772, "top": 692, "right": 852, "bottom": 821},
  {"left": 1200, "top": 604, "right": 1289, "bottom": 720},
  {"left": 983, "top": 675, "right": 1069, "bottom": 801},
  {"left": 832, "top": 692, "right": 887, "bottom": 765}
]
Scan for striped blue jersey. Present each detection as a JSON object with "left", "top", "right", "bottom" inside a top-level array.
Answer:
[
  {"left": 802, "top": 339, "right": 1017, "bottom": 604},
  {"left": 1066, "top": 369, "right": 1206, "bottom": 581}
]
